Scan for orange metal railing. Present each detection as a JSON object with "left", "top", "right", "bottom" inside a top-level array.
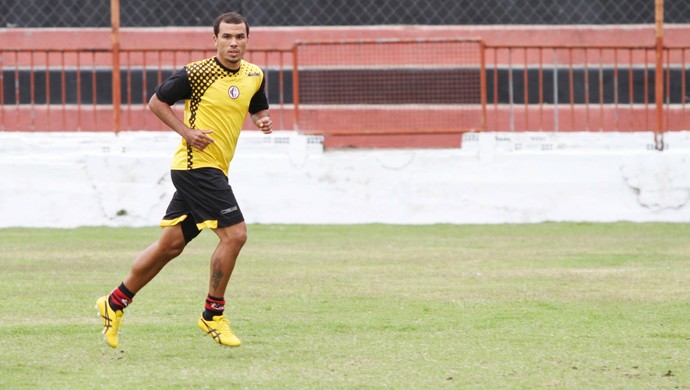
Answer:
[
  {"left": 0, "top": 47, "right": 293, "bottom": 132},
  {"left": 2, "top": 42, "right": 689, "bottom": 148},
  {"left": 292, "top": 38, "right": 486, "bottom": 137},
  {"left": 289, "top": 39, "right": 688, "bottom": 149},
  {"left": 483, "top": 44, "right": 690, "bottom": 141}
]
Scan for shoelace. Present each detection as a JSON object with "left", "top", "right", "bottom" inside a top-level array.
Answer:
[
  {"left": 201, "top": 317, "right": 232, "bottom": 342},
  {"left": 215, "top": 316, "right": 234, "bottom": 335}
]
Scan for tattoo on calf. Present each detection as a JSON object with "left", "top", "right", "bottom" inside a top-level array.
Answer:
[
  {"left": 211, "top": 266, "right": 223, "bottom": 290},
  {"left": 211, "top": 268, "right": 223, "bottom": 291}
]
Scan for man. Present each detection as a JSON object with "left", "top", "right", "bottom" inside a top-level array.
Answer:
[{"left": 96, "top": 12, "right": 272, "bottom": 348}]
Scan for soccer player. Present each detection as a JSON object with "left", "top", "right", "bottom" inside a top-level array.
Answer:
[{"left": 97, "top": 12, "right": 272, "bottom": 348}]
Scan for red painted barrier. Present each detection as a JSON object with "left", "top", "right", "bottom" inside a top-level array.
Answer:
[
  {"left": 2, "top": 26, "right": 690, "bottom": 149},
  {"left": 3, "top": 25, "right": 683, "bottom": 51}
]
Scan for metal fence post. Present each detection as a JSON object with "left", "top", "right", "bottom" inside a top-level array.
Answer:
[
  {"left": 655, "top": 0, "right": 665, "bottom": 150},
  {"left": 111, "top": 0, "right": 121, "bottom": 133}
]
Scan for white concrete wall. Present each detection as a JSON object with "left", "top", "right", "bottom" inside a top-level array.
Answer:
[{"left": 2, "top": 130, "right": 690, "bottom": 228}]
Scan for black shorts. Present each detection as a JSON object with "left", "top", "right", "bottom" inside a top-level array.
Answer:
[{"left": 161, "top": 168, "right": 244, "bottom": 241}]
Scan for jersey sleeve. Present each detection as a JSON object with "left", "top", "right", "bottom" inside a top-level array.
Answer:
[
  {"left": 154, "top": 67, "right": 192, "bottom": 105},
  {"left": 248, "top": 77, "right": 269, "bottom": 114}
]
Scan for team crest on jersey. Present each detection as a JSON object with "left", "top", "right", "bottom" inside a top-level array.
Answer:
[{"left": 228, "top": 85, "right": 240, "bottom": 99}]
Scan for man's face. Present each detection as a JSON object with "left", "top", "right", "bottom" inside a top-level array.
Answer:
[{"left": 214, "top": 22, "right": 248, "bottom": 70}]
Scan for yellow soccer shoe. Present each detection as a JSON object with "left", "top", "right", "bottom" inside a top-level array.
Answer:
[
  {"left": 198, "top": 314, "right": 241, "bottom": 347},
  {"left": 96, "top": 295, "right": 124, "bottom": 348}
]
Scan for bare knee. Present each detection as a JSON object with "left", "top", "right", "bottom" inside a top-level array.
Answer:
[
  {"left": 221, "top": 229, "right": 247, "bottom": 249},
  {"left": 215, "top": 223, "right": 247, "bottom": 250},
  {"left": 158, "top": 226, "right": 188, "bottom": 260},
  {"left": 163, "top": 238, "right": 186, "bottom": 259}
]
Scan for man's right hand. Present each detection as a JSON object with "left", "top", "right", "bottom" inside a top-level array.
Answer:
[{"left": 184, "top": 129, "right": 215, "bottom": 151}]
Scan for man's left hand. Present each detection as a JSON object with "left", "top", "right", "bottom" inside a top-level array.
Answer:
[{"left": 255, "top": 117, "right": 272, "bottom": 134}]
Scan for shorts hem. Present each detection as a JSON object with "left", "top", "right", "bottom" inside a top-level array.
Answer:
[{"left": 160, "top": 215, "right": 188, "bottom": 228}]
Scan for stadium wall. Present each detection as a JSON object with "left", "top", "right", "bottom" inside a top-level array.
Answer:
[
  {"left": 5, "top": 25, "right": 686, "bottom": 51},
  {"left": 4, "top": 25, "right": 689, "bottom": 139},
  {"left": 3, "top": 131, "right": 690, "bottom": 228}
]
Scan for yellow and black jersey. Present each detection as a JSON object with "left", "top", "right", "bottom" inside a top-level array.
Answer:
[{"left": 155, "top": 57, "right": 269, "bottom": 175}]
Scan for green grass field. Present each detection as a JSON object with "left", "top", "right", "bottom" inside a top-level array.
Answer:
[{"left": 0, "top": 223, "right": 688, "bottom": 389}]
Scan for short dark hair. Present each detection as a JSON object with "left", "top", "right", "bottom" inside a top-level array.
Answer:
[{"left": 213, "top": 12, "right": 249, "bottom": 36}]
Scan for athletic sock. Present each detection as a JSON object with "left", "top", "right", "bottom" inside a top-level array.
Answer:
[
  {"left": 202, "top": 294, "right": 225, "bottom": 320},
  {"left": 108, "top": 282, "right": 135, "bottom": 311}
]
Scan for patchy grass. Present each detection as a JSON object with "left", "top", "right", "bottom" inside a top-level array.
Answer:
[{"left": 0, "top": 223, "right": 688, "bottom": 388}]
